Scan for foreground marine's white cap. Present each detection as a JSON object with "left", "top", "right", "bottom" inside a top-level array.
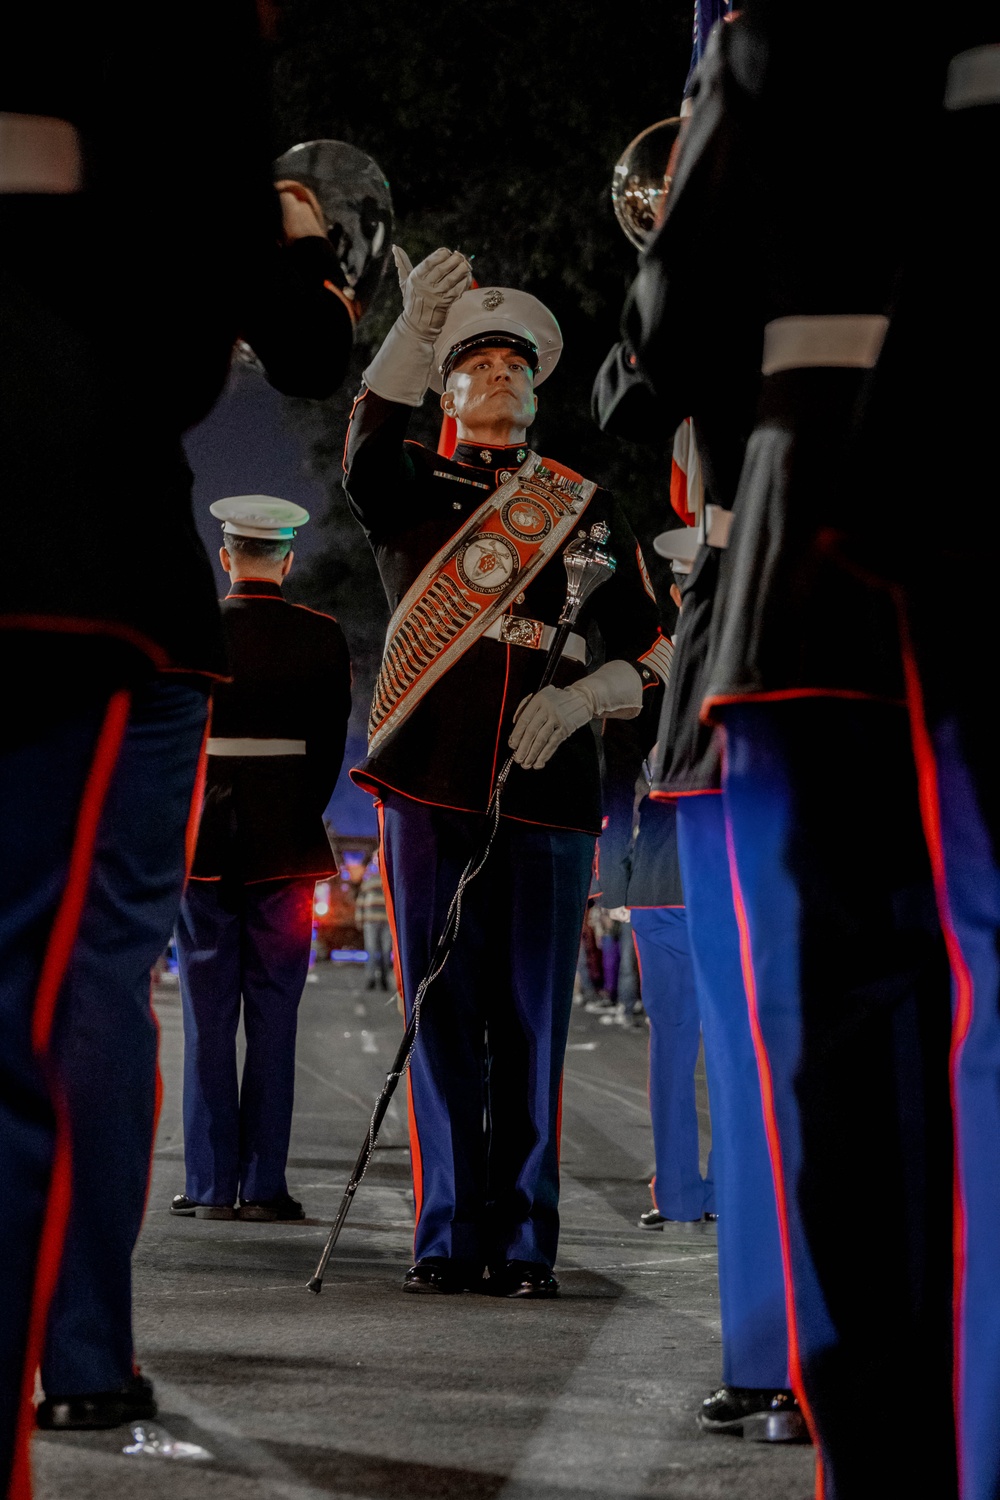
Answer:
[
  {"left": 210, "top": 496, "right": 310, "bottom": 540},
  {"left": 653, "top": 523, "right": 698, "bottom": 574},
  {"left": 431, "top": 286, "right": 563, "bottom": 393}
]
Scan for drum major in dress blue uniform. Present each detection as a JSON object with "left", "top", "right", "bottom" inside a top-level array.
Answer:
[{"left": 345, "top": 270, "right": 664, "bottom": 1280}]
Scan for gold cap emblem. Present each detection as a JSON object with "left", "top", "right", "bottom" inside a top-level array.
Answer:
[{"left": 481, "top": 289, "right": 505, "bottom": 311}]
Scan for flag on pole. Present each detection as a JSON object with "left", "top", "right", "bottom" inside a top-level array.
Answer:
[
  {"left": 669, "top": 417, "right": 703, "bottom": 526},
  {"left": 437, "top": 275, "right": 479, "bottom": 459},
  {"left": 683, "top": 0, "right": 734, "bottom": 101}
]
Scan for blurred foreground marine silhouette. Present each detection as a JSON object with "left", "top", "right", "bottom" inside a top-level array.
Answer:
[
  {"left": 599, "top": 3, "right": 998, "bottom": 1497},
  {"left": 0, "top": 3, "right": 355, "bottom": 1488},
  {"left": 344, "top": 248, "right": 670, "bottom": 1298},
  {"left": 172, "top": 498, "right": 350, "bottom": 1225}
]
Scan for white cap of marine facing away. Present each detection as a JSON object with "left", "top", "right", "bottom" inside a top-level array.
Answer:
[
  {"left": 431, "top": 286, "right": 563, "bottom": 393},
  {"left": 209, "top": 496, "right": 310, "bottom": 540}
]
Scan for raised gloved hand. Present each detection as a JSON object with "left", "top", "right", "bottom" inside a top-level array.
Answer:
[
  {"left": 393, "top": 246, "right": 472, "bottom": 340},
  {"left": 509, "top": 660, "right": 643, "bottom": 771},
  {"left": 364, "top": 246, "right": 472, "bottom": 406}
]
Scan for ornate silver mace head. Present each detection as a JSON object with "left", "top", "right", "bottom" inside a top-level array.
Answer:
[{"left": 559, "top": 521, "right": 617, "bottom": 626}]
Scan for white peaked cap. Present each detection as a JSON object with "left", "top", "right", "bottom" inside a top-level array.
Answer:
[
  {"left": 431, "top": 287, "right": 563, "bottom": 393},
  {"left": 210, "top": 496, "right": 310, "bottom": 540},
  {"left": 653, "top": 524, "right": 698, "bottom": 573}
]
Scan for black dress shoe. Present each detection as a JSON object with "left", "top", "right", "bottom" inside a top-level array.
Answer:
[
  {"left": 36, "top": 1373, "right": 157, "bottom": 1431},
  {"left": 401, "top": 1257, "right": 484, "bottom": 1294},
  {"left": 237, "top": 1192, "right": 305, "bottom": 1221},
  {"left": 698, "top": 1385, "right": 809, "bottom": 1442},
  {"left": 170, "top": 1194, "right": 235, "bottom": 1220},
  {"left": 704, "top": 1211, "right": 719, "bottom": 1222},
  {"left": 488, "top": 1260, "right": 559, "bottom": 1298},
  {"left": 638, "top": 1209, "right": 701, "bottom": 1229}
]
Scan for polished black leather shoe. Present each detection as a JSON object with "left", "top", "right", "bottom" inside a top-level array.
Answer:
[
  {"left": 698, "top": 1385, "right": 809, "bottom": 1442},
  {"left": 638, "top": 1209, "right": 701, "bottom": 1229},
  {"left": 36, "top": 1373, "right": 157, "bottom": 1431},
  {"left": 704, "top": 1211, "right": 719, "bottom": 1223},
  {"left": 401, "top": 1257, "right": 484, "bottom": 1294},
  {"left": 488, "top": 1260, "right": 560, "bottom": 1298},
  {"left": 170, "top": 1194, "right": 235, "bottom": 1220},
  {"left": 237, "top": 1192, "right": 305, "bottom": 1222}
]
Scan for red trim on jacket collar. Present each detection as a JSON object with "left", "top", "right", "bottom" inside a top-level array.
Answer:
[{"left": 226, "top": 578, "right": 284, "bottom": 599}]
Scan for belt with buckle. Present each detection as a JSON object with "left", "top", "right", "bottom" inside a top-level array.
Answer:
[
  {"left": 483, "top": 616, "right": 586, "bottom": 663},
  {"left": 206, "top": 737, "right": 306, "bottom": 757}
]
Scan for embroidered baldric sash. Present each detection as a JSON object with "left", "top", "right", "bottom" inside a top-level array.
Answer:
[{"left": 368, "top": 452, "right": 596, "bottom": 755}]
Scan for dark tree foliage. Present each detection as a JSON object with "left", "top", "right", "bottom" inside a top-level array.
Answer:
[{"left": 274, "top": 0, "right": 692, "bottom": 735}]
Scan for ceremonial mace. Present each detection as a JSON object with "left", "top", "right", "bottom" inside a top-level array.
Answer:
[{"left": 307, "top": 521, "right": 616, "bottom": 1293}]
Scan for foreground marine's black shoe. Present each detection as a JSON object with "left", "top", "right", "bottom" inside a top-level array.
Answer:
[
  {"left": 36, "top": 1373, "right": 157, "bottom": 1431},
  {"left": 402, "top": 1257, "right": 484, "bottom": 1294},
  {"left": 237, "top": 1192, "right": 305, "bottom": 1222},
  {"left": 698, "top": 1385, "right": 809, "bottom": 1442},
  {"left": 488, "top": 1260, "right": 560, "bottom": 1298},
  {"left": 170, "top": 1193, "right": 235, "bottom": 1220}
]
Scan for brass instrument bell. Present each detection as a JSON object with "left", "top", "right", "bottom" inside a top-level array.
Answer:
[{"left": 611, "top": 117, "right": 683, "bottom": 251}]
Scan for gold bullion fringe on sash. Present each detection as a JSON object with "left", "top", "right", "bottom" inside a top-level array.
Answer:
[{"left": 368, "top": 453, "right": 596, "bottom": 756}]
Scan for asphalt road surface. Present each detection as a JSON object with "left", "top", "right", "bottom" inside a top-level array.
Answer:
[{"left": 33, "top": 961, "right": 814, "bottom": 1500}]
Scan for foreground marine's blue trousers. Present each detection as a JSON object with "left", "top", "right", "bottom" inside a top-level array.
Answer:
[
  {"left": 674, "top": 793, "right": 789, "bottom": 1390},
  {"left": 913, "top": 709, "right": 1000, "bottom": 1500},
  {"left": 0, "top": 677, "right": 207, "bottom": 1487},
  {"left": 629, "top": 908, "right": 715, "bottom": 1222},
  {"left": 720, "top": 701, "right": 955, "bottom": 1500},
  {"left": 176, "top": 877, "right": 316, "bottom": 1206},
  {"left": 379, "top": 791, "right": 594, "bottom": 1269}
]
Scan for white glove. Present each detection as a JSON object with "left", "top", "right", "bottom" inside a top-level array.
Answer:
[
  {"left": 509, "top": 659, "right": 643, "bottom": 770},
  {"left": 363, "top": 247, "right": 472, "bottom": 407},
  {"left": 393, "top": 246, "right": 472, "bottom": 340}
]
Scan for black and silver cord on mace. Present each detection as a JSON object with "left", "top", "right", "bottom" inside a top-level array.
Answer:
[{"left": 306, "top": 521, "right": 616, "bottom": 1293}]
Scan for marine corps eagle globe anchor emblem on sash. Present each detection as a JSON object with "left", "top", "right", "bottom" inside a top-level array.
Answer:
[{"left": 367, "top": 453, "right": 597, "bottom": 756}]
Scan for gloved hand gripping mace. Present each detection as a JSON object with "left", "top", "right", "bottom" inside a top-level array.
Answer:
[{"left": 307, "top": 521, "right": 616, "bottom": 1293}]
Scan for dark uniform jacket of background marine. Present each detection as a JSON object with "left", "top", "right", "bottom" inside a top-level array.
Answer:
[
  {"left": 592, "top": 17, "right": 762, "bottom": 795},
  {"left": 0, "top": 1, "right": 354, "bottom": 687},
  {"left": 688, "top": 1, "right": 948, "bottom": 722},
  {"left": 190, "top": 579, "right": 351, "bottom": 885},
  {"left": 343, "top": 388, "right": 666, "bottom": 835}
]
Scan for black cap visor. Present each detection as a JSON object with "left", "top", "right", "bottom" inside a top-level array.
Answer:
[{"left": 441, "top": 333, "right": 539, "bottom": 385}]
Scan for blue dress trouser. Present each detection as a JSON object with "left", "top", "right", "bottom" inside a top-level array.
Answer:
[
  {"left": 379, "top": 791, "right": 594, "bottom": 1268},
  {"left": 675, "top": 793, "right": 789, "bottom": 1390},
  {"left": 0, "top": 677, "right": 207, "bottom": 1487},
  {"left": 721, "top": 701, "right": 955, "bottom": 1500},
  {"left": 630, "top": 908, "right": 714, "bottom": 1221},
  {"left": 920, "top": 712, "right": 1000, "bottom": 1500},
  {"left": 176, "top": 877, "right": 316, "bottom": 1206}
]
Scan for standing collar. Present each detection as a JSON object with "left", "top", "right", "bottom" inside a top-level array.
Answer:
[
  {"left": 452, "top": 440, "right": 530, "bottom": 471},
  {"left": 225, "top": 577, "right": 284, "bottom": 600}
]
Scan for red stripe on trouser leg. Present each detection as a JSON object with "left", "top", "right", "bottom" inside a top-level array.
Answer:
[
  {"left": 183, "top": 708, "right": 212, "bottom": 877},
  {"left": 10, "top": 690, "right": 130, "bottom": 1500},
  {"left": 896, "top": 595, "right": 972, "bottom": 1493},
  {"left": 721, "top": 779, "right": 825, "bottom": 1500},
  {"left": 375, "top": 800, "right": 423, "bottom": 1242}
]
